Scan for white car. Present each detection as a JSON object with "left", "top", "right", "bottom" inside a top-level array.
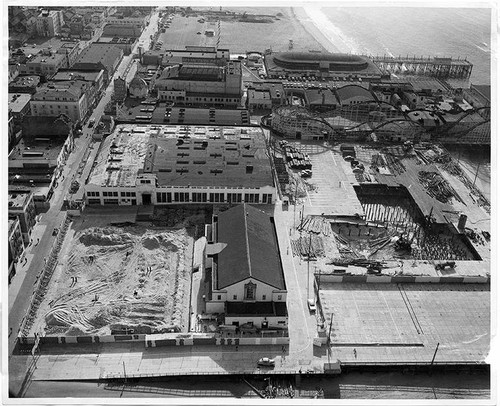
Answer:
[
  {"left": 257, "top": 357, "right": 275, "bottom": 367},
  {"left": 307, "top": 298, "right": 316, "bottom": 313}
]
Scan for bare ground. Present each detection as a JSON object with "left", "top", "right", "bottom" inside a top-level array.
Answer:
[{"left": 30, "top": 221, "right": 193, "bottom": 336}]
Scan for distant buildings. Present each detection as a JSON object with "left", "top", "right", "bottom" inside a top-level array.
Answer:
[
  {"left": 265, "top": 51, "right": 383, "bottom": 81},
  {"left": 246, "top": 81, "right": 285, "bottom": 111},
  {"left": 155, "top": 61, "right": 243, "bottom": 108},
  {"left": 9, "top": 75, "right": 40, "bottom": 94},
  {"left": 8, "top": 93, "right": 32, "bottom": 120},
  {"left": 8, "top": 217, "right": 24, "bottom": 284},
  {"left": 271, "top": 105, "right": 332, "bottom": 141},
  {"left": 95, "top": 36, "right": 137, "bottom": 55},
  {"left": 335, "top": 84, "right": 376, "bottom": 106},
  {"left": 8, "top": 190, "right": 36, "bottom": 245},
  {"left": 30, "top": 81, "right": 90, "bottom": 123},
  {"left": 106, "top": 12, "right": 149, "bottom": 29},
  {"left": 9, "top": 115, "right": 75, "bottom": 206},
  {"left": 85, "top": 124, "right": 276, "bottom": 206},
  {"left": 113, "top": 76, "right": 128, "bottom": 102},
  {"left": 36, "top": 9, "right": 64, "bottom": 37},
  {"left": 21, "top": 50, "right": 68, "bottom": 78},
  {"left": 73, "top": 44, "right": 123, "bottom": 84},
  {"left": 52, "top": 68, "right": 105, "bottom": 95},
  {"left": 205, "top": 204, "right": 288, "bottom": 329}
]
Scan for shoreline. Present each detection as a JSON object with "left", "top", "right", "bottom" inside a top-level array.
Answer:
[{"left": 291, "top": 6, "right": 351, "bottom": 54}]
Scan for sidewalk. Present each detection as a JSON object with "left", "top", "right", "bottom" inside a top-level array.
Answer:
[
  {"left": 26, "top": 344, "right": 319, "bottom": 382},
  {"left": 8, "top": 134, "right": 93, "bottom": 350}
]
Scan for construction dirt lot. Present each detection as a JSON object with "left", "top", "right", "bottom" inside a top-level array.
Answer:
[{"left": 29, "top": 208, "right": 195, "bottom": 336}]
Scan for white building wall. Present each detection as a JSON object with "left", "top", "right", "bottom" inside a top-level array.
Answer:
[
  {"left": 30, "top": 95, "right": 86, "bottom": 123},
  {"left": 84, "top": 184, "right": 276, "bottom": 205},
  {"left": 212, "top": 278, "right": 286, "bottom": 302}
]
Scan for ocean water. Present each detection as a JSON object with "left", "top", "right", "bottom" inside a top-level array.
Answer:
[{"left": 319, "top": 7, "right": 492, "bottom": 85}]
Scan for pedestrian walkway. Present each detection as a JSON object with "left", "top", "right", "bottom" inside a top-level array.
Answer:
[{"left": 27, "top": 344, "right": 319, "bottom": 381}]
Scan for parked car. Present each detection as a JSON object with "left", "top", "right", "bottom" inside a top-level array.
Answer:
[
  {"left": 307, "top": 298, "right": 316, "bottom": 313},
  {"left": 257, "top": 357, "right": 275, "bottom": 367},
  {"left": 88, "top": 118, "right": 95, "bottom": 127}
]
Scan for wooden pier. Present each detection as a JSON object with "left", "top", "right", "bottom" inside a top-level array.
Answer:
[{"left": 370, "top": 55, "right": 473, "bottom": 79}]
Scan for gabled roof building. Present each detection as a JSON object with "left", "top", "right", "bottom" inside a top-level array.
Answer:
[{"left": 205, "top": 204, "right": 288, "bottom": 329}]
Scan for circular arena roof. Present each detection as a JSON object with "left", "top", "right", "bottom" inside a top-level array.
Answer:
[{"left": 273, "top": 52, "right": 369, "bottom": 71}]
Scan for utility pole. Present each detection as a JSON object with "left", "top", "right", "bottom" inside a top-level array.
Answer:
[
  {"left": 293, "top": 180, "right": 298, "bottom": 232},
  {"left": 307, "top": 232, "right": 312, "bottom": 299},
  {"left": 472, "top": 161, "right": 481, "bottom": 188},
  {"left": 429, "top": 342, "right": 440, "bottom": 374},
  {"left": 327, "top": 312, "right": 334, "bottom": 363}
]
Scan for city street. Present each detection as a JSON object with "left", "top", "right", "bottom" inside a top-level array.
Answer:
[{"left": 8, "top": 8, "right": 160, "bottom": 355}]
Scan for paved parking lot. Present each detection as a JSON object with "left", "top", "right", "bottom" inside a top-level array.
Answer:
[
  {"left": 289, "top": 142, "right": 363, "bottom": 216},
  {"left": 318, "top": 283, "right": 490, "bottom": 364}
]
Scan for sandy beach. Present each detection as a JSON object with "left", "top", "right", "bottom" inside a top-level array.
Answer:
[
  {"left": 295, "top": 6, "right": 352, "bottom": 54},
  {"left": 159, "top": 8, "right": 328, "bottom": 53}
]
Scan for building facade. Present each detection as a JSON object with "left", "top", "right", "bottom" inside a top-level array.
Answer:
[
  {"left": 36, "top": 9, "right": 64, "bottom": 37},
  {"left": 8, "top": 190, "right": 36, "bottom": 245},
  {"left": 155, "top": 61, "right": 243, "bottom": 108},
  {"left": 30, "top": 81, "right": 89, "bottom": 123},
  {"left": 8, "top": 217, "right": 24, "bottom": 284}
]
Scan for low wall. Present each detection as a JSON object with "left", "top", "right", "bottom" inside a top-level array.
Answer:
[
  {"left": 316, "top": 274, "right": 489, "bottom": 284},
  {"left": 18, "top": 333, "right": 290, "bottom": 348}
]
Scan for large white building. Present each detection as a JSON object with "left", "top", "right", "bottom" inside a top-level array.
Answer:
[
  {"left": 84, "top": 124, "right": 276, "bottom": 206},
  {"left": 205, "top": 204, "right": 288, "bottom": 329}
]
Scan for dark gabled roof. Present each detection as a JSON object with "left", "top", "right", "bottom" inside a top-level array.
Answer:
[{"left": 217, "top": 204, "right": 285, "bottom": 290}]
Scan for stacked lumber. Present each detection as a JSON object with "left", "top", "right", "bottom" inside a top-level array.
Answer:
[
  {"left": 291, "top": 234, "right": 324, "bottom": 257},
  {"left": 297, "top": 216, "right": 330, "bottom": 236}
]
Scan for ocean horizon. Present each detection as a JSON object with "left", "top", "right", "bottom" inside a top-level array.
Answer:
[{"left": 301, "top": 6, "right": 491, "bottom": 85}]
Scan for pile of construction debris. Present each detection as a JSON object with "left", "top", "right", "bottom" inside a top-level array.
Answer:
[
  {"left": 297, "top": 216, "right": 331, "bottom": 236},
  {"left": 327, "top": 257, "right": 385, "bottom": 273},
  {"left": 441, "top": 160, "right": 490, "bottom": 212},
  {"left": 332, "top": 232, "right": 360, "bottom": 259},
  {"left": 291, "top": 234, "right": 324, "bottom": 257},
  {"left": 415, "top": 145, "right": 490, "bottom": 213},
  {"left": 371, "top": 152, "right": 406, "bottom": 175},
  {"left": 418, "top": 171, "right": 463, "bottom": 204}
]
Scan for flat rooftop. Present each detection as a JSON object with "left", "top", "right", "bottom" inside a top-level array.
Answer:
[
  {"left": 87, "top": 124, "right": 274, "bottom": 189},
  {"left": 8, "top": 93, "right": 31, "bottom": 113},
  {"left": 8, "top": 190, "right": 31, "bottom": 209},
  {"left": 52, "top": 70, "right": 103, "bottom": 82},
  {"left": 9, "top": 137, "right": 64, "bottom": 163},
  {"left": 120, "top": 104, "right": 250, "bottom": 126},
  {"left": 319, "top": 282, "right": 489, "bottom": 363}
]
